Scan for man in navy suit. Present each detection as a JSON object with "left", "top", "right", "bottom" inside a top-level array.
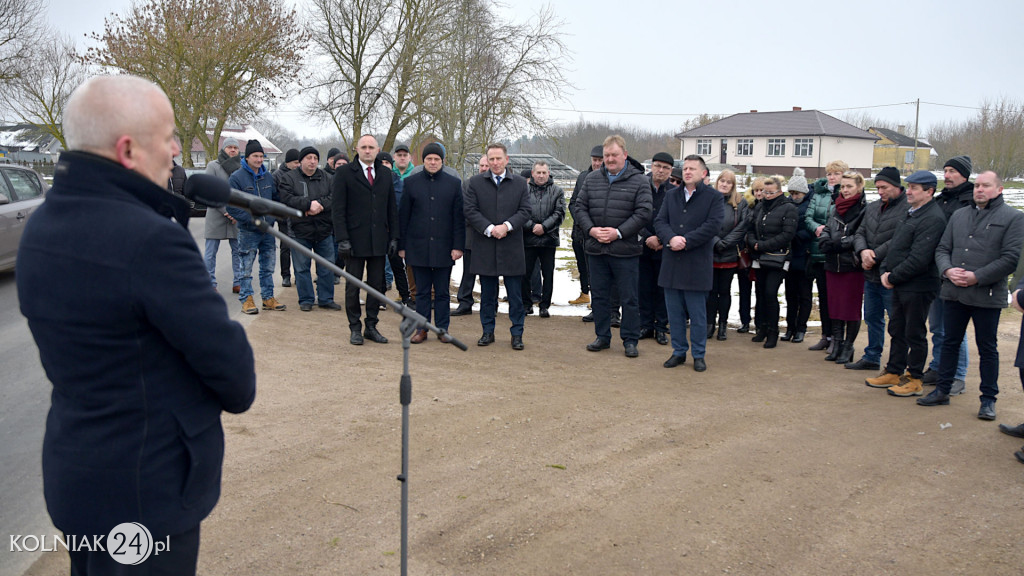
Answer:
[{"left": 16, "top": 75, "right": 256, "bottom": 575}]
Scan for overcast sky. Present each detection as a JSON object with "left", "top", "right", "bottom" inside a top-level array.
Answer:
[{"left": 47, "top": 0, "right": 1023, "bottom": 140}]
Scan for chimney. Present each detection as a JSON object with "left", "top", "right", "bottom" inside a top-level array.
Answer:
[
  {"left": 749, "top": 110, "right": 757, "bottom": 113},
  {"left": 792, "top": 106, "right": 802, "bottom": 111},
  {"left": 897, "top": 124, "right": 907, "bottom": 134}
]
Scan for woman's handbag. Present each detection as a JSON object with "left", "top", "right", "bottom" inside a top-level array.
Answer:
[
  {"left": 753, "top": 249, "right": 790, "bottom": 271},
  {"left": 737, "top": 247, "right": 753, "bottom": 270}
]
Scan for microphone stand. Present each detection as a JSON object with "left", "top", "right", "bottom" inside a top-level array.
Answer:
[{"left": 253, "top": 214, "right": 467, "bottom": 576}]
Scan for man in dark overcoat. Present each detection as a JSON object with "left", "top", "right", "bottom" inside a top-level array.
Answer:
[{"left": 464, "top": 143, "right": 531, "bottom": 350}]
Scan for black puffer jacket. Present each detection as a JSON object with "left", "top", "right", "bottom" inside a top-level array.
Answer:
[
  {"left": 935, "top": 179, "right": 974, "bottom": 219},
  {"left": 745, "top": 194, "right": 798, "bottom": 258},
  {"left": 523, "top": 178, "right": 566, "bottom": 248},
  {"left": 574, "top": 156, "right": 653, "bottom": 258},
  {"left": 712, "top": 196, "right": 749, "bottom": 265},
  {"left": 818, "top": 194, "right": 866, "bottom": 273},
  {"left": 641, "top": 177, "right": 671, "bottom": 260},
  {"left": 852, "top": 189, "right": 908, "bottom": 283}
]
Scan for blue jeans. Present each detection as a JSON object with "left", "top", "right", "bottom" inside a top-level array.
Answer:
[
  {"left": 238, "top": 228, "right": 276, "bottom": 302},
  {"left": 292, "top": 236, "right": 336, "bottom": 305},
  {"left": 480, "top": 275, "right": 524, "bottom": 336},
  {"left": 413, "top": 266, "right": 453, "bottom": 330},
  {"left": 937, "top": 300, "right": 999, "bottom": 401},
  {"left": 204, "top": 237, "right": 240, "bottom": 288},
  {"left": 589, "top": 254, "right": 640, "bottom": 343},
  {"left": 861, "top": 280, "right": 893, "bottom": 364},
  {"left": 665, "top": 288, "right": 709, "bottom": 359},
  {"left": 928, "top": 298, "right": 968, "bottom": 380},
  {"left": 385, "top": 257, "right": 394, "bottom": 285}
]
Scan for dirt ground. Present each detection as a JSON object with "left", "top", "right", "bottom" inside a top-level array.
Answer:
[{"left": 24, "top": 285, "right": 1024, "bottom": 576}]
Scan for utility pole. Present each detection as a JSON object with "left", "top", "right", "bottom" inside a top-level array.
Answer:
[{"left": 911, "top": 98, "right": 920, "bottom": 173}]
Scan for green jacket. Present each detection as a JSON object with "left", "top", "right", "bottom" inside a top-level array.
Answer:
[
  {"left": 393, "top": 163, "right": 415, "bottom": 180},
  {"left": 804, "top": 178, "right": 834, "bottom": 263}
]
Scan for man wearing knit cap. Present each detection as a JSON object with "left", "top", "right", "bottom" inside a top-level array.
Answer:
[
  {"left": 228, "top": 139, "right": 286, "bottom": 314},
  {"left": 393, "top": 142, "right": 415, "bottom": 179},
  {"left": 279, "top": 146, "right": 340, "bottom": 312},
  {"left": 332, "top": 134, "right": 399, "bottom": 345},
  {"left": 568, "top": 145, "right": 605, "bottom": 312},
  {"left": 638, "top": 151, "right": 673, "bottom": 345},
  {"left": 204, "top": 136, "right": 243, "bottom": 293},
  {"left": 783, "top": 167, "right": 813, "bottom": 343},
  {"left": 845, "top": 167, "right": 906, "bottom": 371},
  {"left": 272, "top": 148, "right": 301, "bottom": 287},
  {"left": 325, "top": 147, "right": 342, "bottom": 175},
  {"left": 922, "top": 155, "right": 975, "bottom": 393}
]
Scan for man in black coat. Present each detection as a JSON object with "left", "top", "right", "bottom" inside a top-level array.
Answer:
[
  {"left": 574, "top": 135, "right": 653, "bottom": 358},
  {"left": 464, "top": 143, "right": 532, "bottom": 350},
  {"left": 568, "top": 146, "right": 603, "bottom": 315},
  {"left": 272, "top": 148, "right": 300, "bottom": 286},
  {"left": 279, "top": 146, "right": 340, "bottom": 312},
  {"left": 332, "top": 134, "right": 399, "bottom": 345},
  {"left": 639, "top": 151, "right": 673, "bottom": 345},
  {"left": 452, "top": 154, "right": 491, "bottom": 316},
  {"left": 16, "top": 75, "right": 256, "bottom": 575}
]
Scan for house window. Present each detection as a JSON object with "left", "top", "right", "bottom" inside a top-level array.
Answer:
[
  {"left": 905, "top": 150, "right": 916, "bottom": 165},
  {"left": 736, "top": 139, "right": 753, "bottom": 156},
  {"left": 794, "top": 138, "right": 813, "bottom": 157},
  {"left": 696, "top": 139, "right": 712, "bottom": 156},
  {"left": 767, "top": 138, "right": 786, "bottom": 157}
]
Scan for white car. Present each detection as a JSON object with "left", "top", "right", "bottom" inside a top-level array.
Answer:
[{"left": 0, "top": 164, "right": 48, "bottom": 272}]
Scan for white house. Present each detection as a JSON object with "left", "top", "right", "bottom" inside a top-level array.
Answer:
[
  {"left": 188, "top": 124, "right": 281, "bottom": 167},
  {"left": 675, "top": 108, "right": 878, "bottom": 178}
]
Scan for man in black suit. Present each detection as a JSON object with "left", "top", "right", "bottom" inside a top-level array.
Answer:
[{"left": 332, "top": 134, "right": 399, "bottom": 345}]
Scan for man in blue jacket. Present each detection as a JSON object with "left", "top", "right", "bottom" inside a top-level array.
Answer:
[
  {"left": 16, "top": 75, "right": 256, "bottom": 575},
  {"left": 229, "top": 139, "right": 286, "bottom": 314}
]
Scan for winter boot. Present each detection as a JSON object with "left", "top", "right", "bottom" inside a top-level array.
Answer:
[{"left": 763, "top": 329, "right": 779, "bottom": 349}]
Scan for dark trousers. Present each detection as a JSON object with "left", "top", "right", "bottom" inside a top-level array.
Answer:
[
  {"left": 456, "top": 249, "right": 476, "bottom": 308},
  {"left": 68, "top": 525, "right": 200, "bottom": 576},
  {"left": 523, "top": 246, "right": 556, "bottom": 309},
  {"left": 737, "top": 267, "right": 753, "bottom": 326},
  {"left": 784, "top": 267, "right": 813, "bottom": 333},
  {"left": 412, "top": 266, "right": 452, "bottom": 330},
  {"left": 808, "top": 261, "right": 832, "bottom": 337},
  {"left": 480, "top": 275, "right": 525, "bottom": 336},
  {"left": 936, "top": 299, "right": 1001, "bottom": 400},
  {"left": 344, "top": 255, "right": 386, "bottom": 329},
  {"left": 885, "top": 288, "right": 935, "bottom": 379},
  {"left": 572, "top": 229, "right": 590, "bottom": 294},
  {"left": 276, "top": 219, "right": 291, "bottom": 280},
  {"left": 387, "top": 252, "right": 411, "bottom": 301},
  {"left": 707, "top": 267, "right": 735, "bottom": 328},
  {"left": 638, "top": 255, "right": 668, "bottom": 332},
  {"left": 754, "top": 267, "right": 786, "bottom": 334},
  {"left": 589, "top": 254, "right": 640, "bottom": 343}
]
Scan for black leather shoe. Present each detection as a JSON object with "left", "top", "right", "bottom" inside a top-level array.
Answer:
[
  {"left": 281, "top": 277, "right": 291, "bottom": 287},
  {"left": 663, "top": 354, "right": 686, "bottom": 368},
  {"left": 477, "top": 332, "right": 495, "bottom": 346},
  {"left": 363, "top": 326, "right": 388, "bottom": 344},
  {"left": 623, "top": 342, "right": 638, "bottom": 358},
  {"left": 582, "top": 312, "right": 594, "bottom": 323},
  {"left": 693, "top": 358, "right": 707, "bottom": 372},
  {"left": 610, "top": 314, "right": 621, "bottom": 328},
  {"left": 706, "top": 324, "right": 716, "bottom": 340},
  {"left": 921, "top": 368, "right": 938, "bottom": 385},
  {"left": 845, "top": 358, "right": 880, "bottom": 371},
  {"left": 318, "top": 301, "right": 342, "bottom": 310},
  {"left": 586, "top": 338, "right": 610, "bottom": 352},
  {"left": 511, "top": 335, "right": 524, "bottom": 350},
  {"left": 751, "top": 330, "right": 766, "bottom": 343},
  {"left": 525, "top": 306, "right": 534, "bottom": 315},
  {"left": 917, "top": 389, "right": 950, "bottom": 406},
  {"left": 1015, "top": 451, "right": 1024, "bottom": 465},
  {"left": 638, "top": 329, "right": 654, "bottom": 340},
  {"left": 655, "top": 331, "right": 669, "bottom": 345},
  {"left": 300, "top": 303, "right": 313, "bottom": 312},
  {"left": 978, "top": 400, "right": 996, "bottom": 421},
  {"left": 350, "top": 330, "right": 364, "bottom": 346},
  {"left": 791, "top": 331, "right": 805, "bottom": 343},
  {"left": 539, "top": 308, "right": 550, "bottom": 318},
  {"left": 780, "top": 331, "right": 793, "bottom": 341},
  {"left": 451, "top": 306, "right": 472, "bottom": 316},
  {"left": 736, "top": 324, "right": 750, "bottom": 334},
  {"left": 999, "top": 423, "right": 1024, "bottom": 438}
]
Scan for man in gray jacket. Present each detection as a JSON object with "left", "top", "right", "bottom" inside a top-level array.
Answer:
[
  {"left": 918, "top": 171, "right": 1024, "bottom": 419},
  {"left": 204, "top": 137, "right": 242, "bottom": 291}
]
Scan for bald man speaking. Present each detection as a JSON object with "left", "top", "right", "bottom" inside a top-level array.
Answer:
[{"left": 16, "top": 75, "right": 256, "bottom": 575}]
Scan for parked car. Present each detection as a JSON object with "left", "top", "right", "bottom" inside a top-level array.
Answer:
[{"left": 0, "top": 164, "right": 48, "bottom": 272}]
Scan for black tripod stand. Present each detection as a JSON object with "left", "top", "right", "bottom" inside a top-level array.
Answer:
[{"left": 255, "top": 217, "right": 467, "bottom": 575}]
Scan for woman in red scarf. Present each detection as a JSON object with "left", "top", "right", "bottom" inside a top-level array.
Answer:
[{"left": 819, "top": 171, "right": 868, "bottom": 364}]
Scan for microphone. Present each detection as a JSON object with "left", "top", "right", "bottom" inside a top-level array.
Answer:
[{"left": 184, "top": 173, "right": 304, "bottom": 220}]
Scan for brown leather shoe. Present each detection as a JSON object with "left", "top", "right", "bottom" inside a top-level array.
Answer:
[{"left": 410, "top": 329, "right": 428, "bottom": 344}]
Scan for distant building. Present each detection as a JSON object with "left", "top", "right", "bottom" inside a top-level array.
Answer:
[
  {"left": 868, "top": 126, "right": 934, "bottom": 173},
  {"left": 675, "top": 108, "right": 879, "bottom": 178},
  {"left": 189, "top": 124, "right": 281, "bottom": 167},
  {"left": 0, "top": 125, "right": 62, "bottom": 163}
]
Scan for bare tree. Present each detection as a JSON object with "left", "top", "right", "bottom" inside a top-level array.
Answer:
[
  {"left": 928, "top": 97, "right": 1024, "bottom": 179},
  {"left": 0, "top": 32, "right": 86, "bottom": 148},
  {"left": 0, "top": 0, "right": 45, "bottom": 84},
  {"left": 84, "top": 0, "right": 306, "bottom": 166}
]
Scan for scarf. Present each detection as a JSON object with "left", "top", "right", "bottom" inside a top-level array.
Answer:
[
  {"left": 218, "top": 149, "right": 241, "bottom": 175},
  {"left": 835, "top": 191, "right": 862, "bottom": 217}
]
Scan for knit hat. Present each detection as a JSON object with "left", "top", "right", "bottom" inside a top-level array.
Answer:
[
  {"left": 222, "top": 137, "right": 240, "bottom": 150},
  {"left": 905, "top": 170, "right": 938, "bottom": 189},
  {"left": 590, "top": 145, "right": 604, "bottom": 158},
  {"left": 422, "top": 142, "right": 445, "bottom": 161},
  {"left": 244, "top": 139, "right": 264, "bottom": 157},
  {"left": 787, "top": 167, "right": 809, "bottom": 193},
  {"left": 335, "top": 152, "right": 349, "bottom": 163},
  {"left": 874, "top": 166, "right": 901, "bottom": 188},
  {"left": 376, "top": 151, "right": 393, "bottom": 165},
  {"left": 327, "top": 147, "right": 342, "bottom": 161},
  {"left": 943, "top": 155, "right": 972, "bottom": 179},
  {"left": 284, "top": 148, "right": 300, "bottom": 163},
  {"left": 652, "top": 152, "right": 674, "bottom": 167},
  {"left": 394, "top": 142, "right": 410, "bottom": 154},
  {"left": 299, "top": 146, "right": 319, "bottom": 162}
]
